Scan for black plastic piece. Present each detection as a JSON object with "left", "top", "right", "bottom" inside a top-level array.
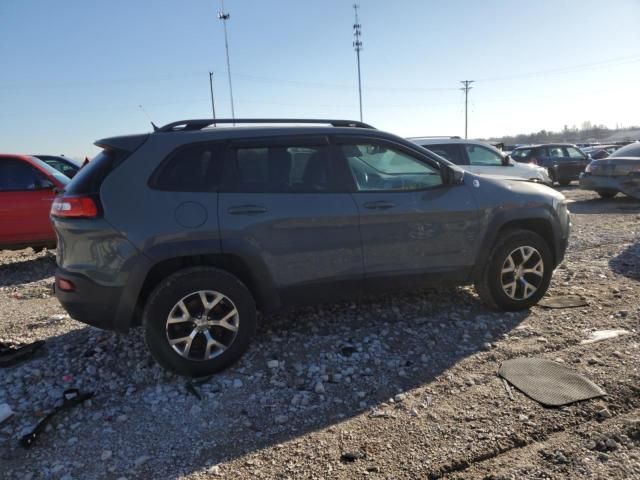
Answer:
[
  {"left": 19, "top": 389, "right": 94, "bottom": 449},
  {"left": 158, "top": 118, "right": 375, "bottom": 132}
]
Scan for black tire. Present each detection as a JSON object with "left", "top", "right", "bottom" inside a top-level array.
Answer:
[
  {"left": 558, "top": 179, "right": 571, "bottom": 186},
  {"left": 596, "top": 190, "right": 617, "bottom": 199},
  {"left": 143, "top": 267, "right": 256, "bottom": 377},
  {"left": 475, "top": 229, "right": 553, "bottom": 311},
  {"left": 547, "top": 168, "right": 556, "bottom": 185}
]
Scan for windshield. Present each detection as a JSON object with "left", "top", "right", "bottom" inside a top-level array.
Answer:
[{"left": 29, "top": 156, "right": 70, "bottom": 185}]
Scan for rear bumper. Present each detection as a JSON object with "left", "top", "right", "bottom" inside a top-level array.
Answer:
[
  {"left": 579, "top": 172, "right": 640, "bottom": 198},
  {"left": 55, "top": 268, "right": 126, "bottom": 332},
  {"left": 579, "top": 173, "right": 622, "bottom": 192}
]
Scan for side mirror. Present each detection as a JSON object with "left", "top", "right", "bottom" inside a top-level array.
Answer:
[{"left": 443, "top": 164, "right": 464, "bottom": 185}]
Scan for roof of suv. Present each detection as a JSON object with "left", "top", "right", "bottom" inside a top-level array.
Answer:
[
  {"left": 96, "top": 118, "right": 415, "bottom": 152},
  {"left": 512, "top": 143, "right": 579, "bottom": 150}
]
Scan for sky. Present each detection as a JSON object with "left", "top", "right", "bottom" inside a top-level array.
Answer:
[{"left": 1, "top": 0, "right": 639, "bottom": 158}]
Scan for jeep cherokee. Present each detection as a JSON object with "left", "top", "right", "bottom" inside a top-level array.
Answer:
[{"left": 51, "top": 119, "right": 570, "bottom": 376}]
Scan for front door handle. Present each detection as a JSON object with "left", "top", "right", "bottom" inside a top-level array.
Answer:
[
  {"left": 363, "top": 201, "right": 395, "bottom": 210},
  {"left": 227, "top": 205, "right": 268, "bottom": 215}
]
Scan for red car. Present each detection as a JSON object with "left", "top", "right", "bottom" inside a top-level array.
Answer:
[{"left": 0, "top": 154, "right": 69, "bottom": 250}]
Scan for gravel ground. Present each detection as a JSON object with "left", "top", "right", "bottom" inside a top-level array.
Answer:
[{"left": 0, "top": 186, "right": 639, "bottom": 480}]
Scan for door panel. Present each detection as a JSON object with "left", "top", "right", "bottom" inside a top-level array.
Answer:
[
  {"left": 219, "top": 139, "right": 363, "bottom": 296},
  {"left": 336, "top": 139, "right": 481, "bottom": 281},
  {"left": 219, "top": 193, "right": 362, "bottom": 288}
]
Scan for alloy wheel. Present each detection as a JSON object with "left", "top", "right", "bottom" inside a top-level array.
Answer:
[
  {"left": 500, "top": 246, "right": 545, "bottom": 300},
  {"left": 165, "top": 290, "right": 239, "bottom": 361}
]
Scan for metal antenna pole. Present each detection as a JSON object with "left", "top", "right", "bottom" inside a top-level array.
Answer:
[
  {"left": 353, "top": 4, "right": 363, "bottom": 122},
  {"left": 218, "top": 0, "right": 235, "bottom": 123},
  {"left": 209, "top": 72, "right": 217, "bottom": 122},
  {"left": 460, "top": 80, "right": 474, "bottom": 139}
]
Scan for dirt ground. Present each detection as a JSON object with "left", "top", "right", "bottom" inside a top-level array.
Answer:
[{"left": 0, "top": 186, "right": 638, "bottom": 480}]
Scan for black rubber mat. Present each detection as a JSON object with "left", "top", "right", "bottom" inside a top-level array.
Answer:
[
  {"left": 498, "top": 358, "right": 606, "bottom": 407},
  {"left": 537, "top": 295, "right": 587, "bottom": 309}
]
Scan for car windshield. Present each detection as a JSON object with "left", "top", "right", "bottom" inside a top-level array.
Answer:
[
  {"left": 610, "top": 143, "right": 640, "bottom": 158},
  {"left": 29, "top": 156, "right": 71, "bottom": 185},
  {"left": 511, "top": 148, "right": 532, "bottom": 159}
]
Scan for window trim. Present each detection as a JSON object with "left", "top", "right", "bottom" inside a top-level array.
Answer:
[{"left": 332, "top": 135, "right": 446, "bottom": 194}]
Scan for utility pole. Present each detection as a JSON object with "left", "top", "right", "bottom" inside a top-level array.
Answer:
[
  {"left": 218, "top": 0, "right": 235, "bottom": 123},
  {"left": 460, "top": 80, "right": 474, "bottom": 139},
  {"left": 353, "top": 4, "right": 363, "bottom": 122},
  {"left": 208, "top": 72, "right": 217, "bottom": 122}
]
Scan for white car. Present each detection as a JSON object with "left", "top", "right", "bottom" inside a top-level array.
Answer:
[{"left": 409, "top": 137, "right": 551, "bottom": 185}]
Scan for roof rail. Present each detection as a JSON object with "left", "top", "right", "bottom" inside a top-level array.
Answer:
[
  {"left": 158, "top": 118, "right": 375, "bottom": 132},
  {"left": 407, "top": 135, "right": 461, "bottom": 140}
]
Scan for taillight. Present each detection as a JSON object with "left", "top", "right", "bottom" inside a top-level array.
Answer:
[{"left": 51, "top": 196, "right": 99, "bottom": 218}]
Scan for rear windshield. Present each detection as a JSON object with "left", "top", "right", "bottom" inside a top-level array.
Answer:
[
  {"left": 511, "top": 148, "right": 532, "bottom": 159},
  {"left": 64, "top": 149, "right": 127, "bottom": 194},
  {"left": 610, "top": 143, "right": 640, "bottom": 158},
  {"left": 29, "top": 156, "right": 70, "bottom": 186}
]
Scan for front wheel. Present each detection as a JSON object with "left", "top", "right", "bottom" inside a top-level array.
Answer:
[
  {"left": 143, "top": 267, "right": 256, "bottom": 377},
  {"left": 475, "top": 230, "right": 553, "bottom": 311}
]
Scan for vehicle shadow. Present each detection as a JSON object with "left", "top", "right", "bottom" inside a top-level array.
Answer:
[
  {"left": 566, "top": 195, "right": 640, "bottom": 215},
  {"left": 0, "top": 252, "right": 56, "bottom": 287},
  {"left": 609, "top": 241, "right": 640, "bottom": 281},
  {"left": 2, "top": 286, "right": 529, "bottom": 478}
]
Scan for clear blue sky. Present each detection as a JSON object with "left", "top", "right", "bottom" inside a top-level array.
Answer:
[{"left": 1, "top": 0, "right": 639, "bottom": 158}]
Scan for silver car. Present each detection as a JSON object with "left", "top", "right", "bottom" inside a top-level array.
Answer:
[{"left": 579, "top": 142, "right": 640, "bottom": 199}]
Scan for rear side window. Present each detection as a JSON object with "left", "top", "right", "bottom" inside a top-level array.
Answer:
[
  {"left": 511, "top": 149, "right": 532, "bottom": 160},
  {"left": 151, "top": 143, "right": 222, "bottom": 192},
  {"left": 425, "top": 144, "right": 464, "bottom": 164},
  {"left": 233, "top": 144, "right": 329, "bottom": 193},
  {"left": 66, "top": 149, "right": 127, "bottom": 194},
  {"left": 566, "top": 147, "right": 585, "bottom": 159}
]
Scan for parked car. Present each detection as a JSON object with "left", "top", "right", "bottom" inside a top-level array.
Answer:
[
  {"left": 51, "top": 118, "right": 570, "bottom": 376},
  {"left": 581, "top": 145, "right": 619, "bottom": 160},
  {"left": 0, "top": 154, "right": 69, "bottom": 250},
  {"left": 34, "top": 155, "right": 82, "bottom": 178},
  {"left": 510, "top": 144, "right": 590, "bottom": 186},
  {"left": 579, "top": 142, "right": 640, "bottom": 199},
  {"left": 410, "top": 137, "right": 551, "bottom": 185}
]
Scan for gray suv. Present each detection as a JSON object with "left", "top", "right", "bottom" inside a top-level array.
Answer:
[{"left": 51, "top": 119, "right": 570, "bottom": 376}]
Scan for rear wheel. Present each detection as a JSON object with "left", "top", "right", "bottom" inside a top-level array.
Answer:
[
  {"left": 475, "top": 230, "right": 553, "bottom": 311},
  {"left": 558, "top": 179, "right": 571, "bottom": 186},
  {"left": 596, "top": 190, "right": 617, "bottom": 199},
  {"left": 143, "top": 267, "right": 256, "bottom": 377}
]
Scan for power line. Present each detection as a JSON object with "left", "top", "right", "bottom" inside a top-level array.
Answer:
[
  {"left": 460, "top": 80, "right": 474, "bottom": 139},
  {"left": 353, "top": 4, "right": 364, "bottom": 121},
  {"left": 218, "top": 0, "right": 235, "bottom": 122}
]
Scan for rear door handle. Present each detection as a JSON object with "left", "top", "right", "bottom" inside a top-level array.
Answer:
[
  {"left": 363, "top": 201, "right": 395, "bottom": 210},
  {"left": 227, "top": 205, "right": 268, "bottom": 215}
]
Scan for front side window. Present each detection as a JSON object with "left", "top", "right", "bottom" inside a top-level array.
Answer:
[
  {"left": 511, "top": 148, "right": 532, "bottom": 160},
  {"left": 425, "top": 144, "right": 464, "bottom": 164},
  {"left": 0, "top": 159, "right": 44, "bottom": 191},
  {"left": 341, "top": 143, "right": 442, "bottom": 191},
  {"left": 152, "top": 144, "right": 220, "bottom": 191},
  {"left": 234, "top": 145, "right": 328, "bottom": 193},
  {"left": 465, "top": 144, "right": 503, "bottom": 166},
  {"left": 566, "top": 147, "right": 586, "bottom": 159}
]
